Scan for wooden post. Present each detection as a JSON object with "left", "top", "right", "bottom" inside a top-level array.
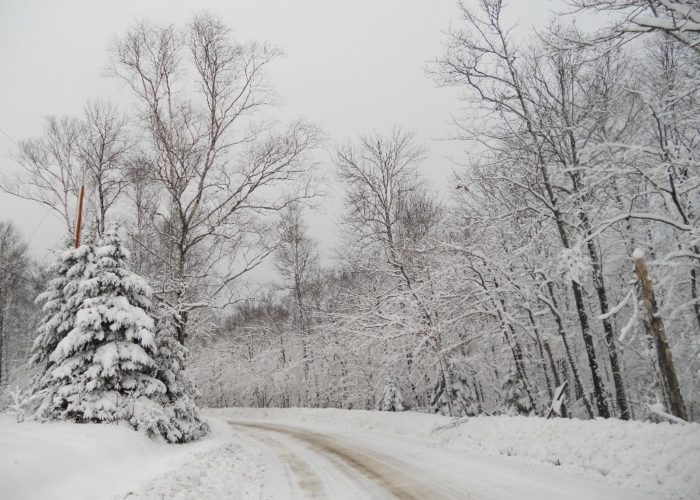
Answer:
[
  {"left": 632, "top": 248, "right": 687, "bottom": 421},
  {"left": 74, "top": 185, "right": 85, "bottom": 248}
]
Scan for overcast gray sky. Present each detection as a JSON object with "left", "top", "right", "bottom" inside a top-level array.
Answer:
[{"left": 0, "top": 0, "right": 566, "bottom": 264}]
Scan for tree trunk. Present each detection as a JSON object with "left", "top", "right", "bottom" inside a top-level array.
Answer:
[
  {"left": 633, "top": 250, "right": 687, "bottom": 420},
  {"left": 538, "top": 159, "right": 610, "bottom": 418},
  {"left": 0, "top": 333, "right": 3, "bottom": 387},
  {"left": 690, "top": 264, "right": 700, "bottom": 332},
  {"left": 570, "top": 280, "right": 611, "bottom": 418},
  {"left": 541, "top": 283, "right": 594, "bottom": 418},
  {"left": 543, "top": 339, "right": 567, "bottom": 418},
  {"left": 495, "top": 301, "right": 537, "bottom": 413},
  {"left": 0, "top": 291, "right": 4, "bottom": 387},
  {"left": 584, "top": 234, "right": 630, "bottom": 419},
  {"left": 527, "top": 308, "right": 554, "bottom": 400}
]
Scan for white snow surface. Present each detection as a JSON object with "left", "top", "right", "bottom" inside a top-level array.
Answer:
[
  {"left": 212, "top": 407, "right": 700, "bottom": 500},
  {"left": 2, "top": 408, "right": 699, "bottom": 499},
  {"left": 0, "top": 414, "right": 261, "bottom": 500},
  {"left": 632, "top": 247, "right": 646, "bottom": 261}
]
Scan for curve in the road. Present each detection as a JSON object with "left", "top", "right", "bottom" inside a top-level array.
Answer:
[{"left": 230, "top": 421, "right": 464, "bottom": 500}]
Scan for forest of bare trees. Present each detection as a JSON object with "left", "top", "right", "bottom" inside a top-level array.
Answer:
[{"left": 1, "top": 0, "right": 699, "bottom": 424}]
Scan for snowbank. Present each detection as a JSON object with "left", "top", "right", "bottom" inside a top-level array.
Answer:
[
  {"left": 212, "top": 407, "right": 700, "bottom": 500},
  {"left": 129, "top": 430, "right": 265, "bottom": 500},
  {"left": 0, "top": 415, "right": 232, "bottom": 500}
]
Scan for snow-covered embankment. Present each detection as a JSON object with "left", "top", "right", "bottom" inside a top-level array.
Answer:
[{"left": 0, "top": 415, "right": 258, "bottom": 500}]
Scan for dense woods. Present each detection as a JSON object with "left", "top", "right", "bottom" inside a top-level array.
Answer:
[{"left": 1, "top": 0, "right": 698, "bottom": 426}]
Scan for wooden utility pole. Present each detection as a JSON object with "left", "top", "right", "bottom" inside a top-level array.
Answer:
[
  {"left": 632, "top": 249, "right": 688, "bottom": 421},
  {"left": 74, "top": 185, "right": 85, "bottom": 248}
]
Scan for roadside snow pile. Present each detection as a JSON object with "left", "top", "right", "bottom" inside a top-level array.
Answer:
[
  {"left": 436, "top": 414, "right": 700, "bottom": 499},
  {"left": 213, "top": 407, "right": 700, "bottom": 500},
  {"left": 212, "top": 406, "right": 440, "bottom": 435},
  {"left": 0, "top": 415, "right": 237, "bottom": 500},
  {"left": 130, "top": 423, "right": 266, "bottom": 500}
]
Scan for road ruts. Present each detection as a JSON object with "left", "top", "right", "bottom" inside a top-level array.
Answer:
[{"left": 229, "top": 421, "right": 466, "bottom": 500}]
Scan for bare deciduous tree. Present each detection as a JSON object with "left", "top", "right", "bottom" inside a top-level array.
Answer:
[
  {"left": 5, "top": 117, "right": 83, "bottom": 235},
  {"left": 2, "top": 102, "right": 131, "bottom": 239},
  {"left": 275, "top": 204, "right": 320, "bottom": 404},
  {"left": 571, "top": 0, "right": 700, "bottom": 53},
  {"left": 336, "top": 127, "right": 427, "bottom": 265},
  {"left": 110, "top": 13, "right": 321, "bottom": 344},
  {"left": 78, "top": 100, "right": 131, "bottom": 237},
  {"left": 0, "top": 222, "right": 33, "bottom": 387}
]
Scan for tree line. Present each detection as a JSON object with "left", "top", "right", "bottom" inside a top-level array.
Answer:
[{"left": 1, "top": 0, "right": 698, "bottom": 424}]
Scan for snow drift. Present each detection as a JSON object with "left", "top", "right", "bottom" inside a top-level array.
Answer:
[{"left": 0, "top": 415, "right": 231, "bottom": 500}]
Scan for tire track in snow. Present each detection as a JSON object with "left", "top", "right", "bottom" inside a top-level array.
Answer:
[
  {"left": 230, "top": 421, "right": 463, "bottom": 499},
  {"left": 235, "top": 425, "right": 328, "bottom": 499}
]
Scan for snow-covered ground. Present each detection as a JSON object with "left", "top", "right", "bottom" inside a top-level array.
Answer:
[
  {"left": 2, "top": 408, "right": 699, "bottom": 499},
  {"left": 0, "top": 414, "right": 262, "bottom": 500},
  {"left": 214, "top": 407, "right": 700, "bottom": 500}
]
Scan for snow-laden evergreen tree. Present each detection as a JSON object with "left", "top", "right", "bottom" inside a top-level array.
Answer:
[
  {"left": 432, "top": 372, "right": 479, "bottom": 417},
  {"left": 30, "top": 244, "right": 93, "bottom": 371},
  {"left": 431, "top": 376, "right": 448, "bottom": 415},
  {"left": 449, "top": 375, "right": 479, "bottom": 417},
  {"left": 39, "top": 229, "right": 166, "bottom": 429},
  {"left": 30, "top": 229, "right": 208, "bottom": 442},
  {"left": 151, "top": 307, "right": 208, "bottom": 442},
  {"left": 29, "top": 231, "right": 157, "bottom": 430},
  {"left": 499, "top": 369, "right": 533, "bottom": 416},
  {"left": 376, "top": 378, "right": 406, "bottom": 411}
]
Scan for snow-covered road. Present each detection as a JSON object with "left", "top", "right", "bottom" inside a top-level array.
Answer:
[
  {"left": 228, "top": 419, "right": 653, "bottom": 500},
  {"left": 5, "top": 409, "right": 695, "bottom": 499}
]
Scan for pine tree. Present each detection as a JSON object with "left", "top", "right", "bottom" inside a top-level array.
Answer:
[
  {"left": 36, "top": 230, "right": 168, "bottom": 432},
  {"left": 151, "top": 308, "right": 208, "bottom": 442},
  {"left": 431, "top": 372, "right": 478, "bottom": 417},
  {"left": 376, "top": 378, "right": 406, "bottom": 412},
  {"left": 450, "top": 375, "right": 479, "bottom": 417},
  {"left": 30, "top": 244, "right": 93, "bottom": 373},
  {"left": 30, "top": 229, "right": 208, "bottom": 443},
  {"left": 499, "top": 368, "right": 533, "bottom": 416},
  {"left": 431, "top": 376, "right": 450, "bottom": 415}
]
